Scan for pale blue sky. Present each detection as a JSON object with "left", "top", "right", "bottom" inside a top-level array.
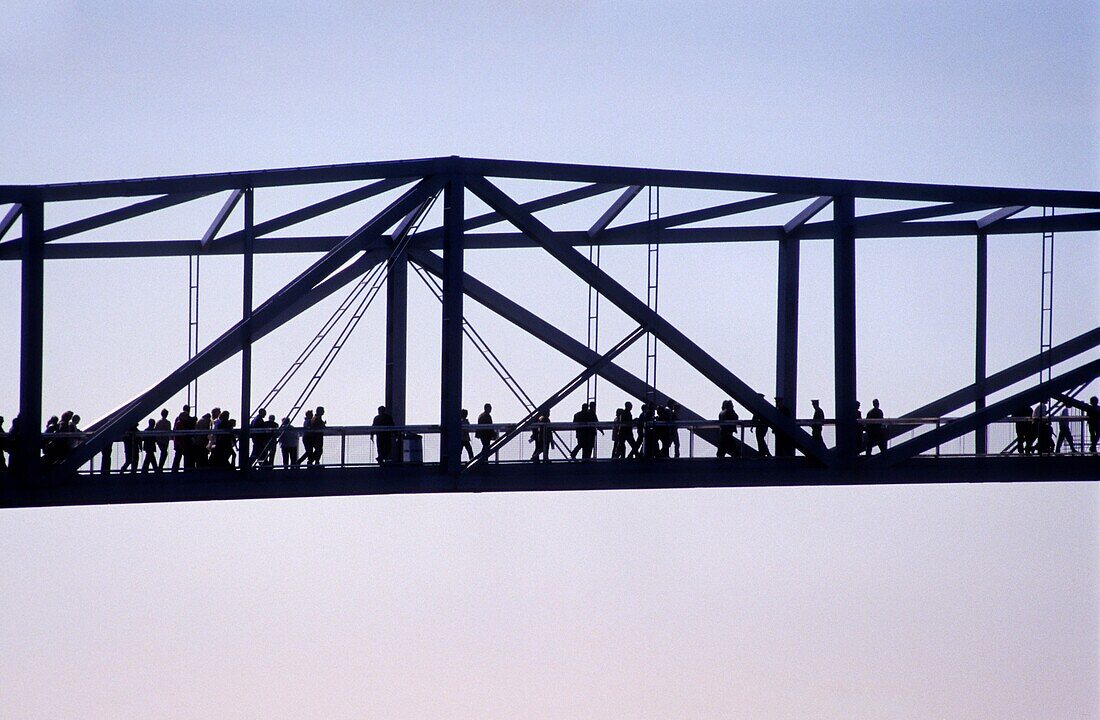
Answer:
[{"left": 1, "top": 2, "right": 1098, "bottom": 718}]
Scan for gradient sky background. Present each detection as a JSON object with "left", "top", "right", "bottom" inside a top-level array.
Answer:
[{"left": 1, "top": 1, "right": 1098, "bottom": 718}]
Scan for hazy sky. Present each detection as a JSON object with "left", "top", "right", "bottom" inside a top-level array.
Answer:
[{"left": 1, "top": 1, "right": 1098, "bottom": 718}]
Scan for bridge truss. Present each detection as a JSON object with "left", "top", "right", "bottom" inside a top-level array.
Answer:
[{"left": 1, "top": 157, "right": 1098, "bottom": 507}]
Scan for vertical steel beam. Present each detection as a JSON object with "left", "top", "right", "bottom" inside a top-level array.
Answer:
[
  {"left": 440, "top": 171, "right": 465, "bottom": 474},
  {"left": 18, "top": 198, "right": 44, "bottom": 479},
  {"left": 776, "top": 233, "right": 800, "bottom": 415},
  {"left": 975, "top": 232, "right": 988, "bottom": 454},
  {"left": 385, "top": 251, "right": 408, "bottom": 425},
  {"left": 239, "top": 188, "right": 254, "bottom": 470},
  {"left": 832, "top": 195, "right": 858, "bottom": 464}
]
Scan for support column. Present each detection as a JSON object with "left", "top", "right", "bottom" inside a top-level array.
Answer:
[
  {"left": 18, "top": 199, "right": 44, "bottom": 479},
  {"left": 975, "top": 232, "right": 988, "bottom": 454},
  {"left": 239, "top": 188, "right": 254, "bottom": 470},
  {"left": 833, "top": 194, "right": 858, "bottom": 465},
  {"left": 385, "top": 253, "right": 408, "bottom": 426},
  {"left": 440, "top": 172, "right": 464, "bottom": 474},
  {"left": 776, "top": 233, "right": 800, "bottom": 417}
]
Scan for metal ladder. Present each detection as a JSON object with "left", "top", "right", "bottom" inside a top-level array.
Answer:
[
  {"left": 254, "top": 194, "right": 438, "bottom": 420},
  {"left": 1039, "top": 207, "right": 1055, "bottom": 390},
  {"left": 644, "top": 185, "right": 660, "bottom": 406},
  {"left": 410, "top": 259, "right": 573, "bottom": 459},
  {"left": 187, "top": 254, "right": 200, "bottom": 410},
  {"left": 585, "top": 240, "right": 601, "bottom": 407}
]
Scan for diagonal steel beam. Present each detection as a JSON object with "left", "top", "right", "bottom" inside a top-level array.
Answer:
[
  {"left": 855, "top": 201, "right": 996, "bottom": 226},
  {"left": 86, "top": 247, "right": 391, "bottom": 435},
  {"left": 867, "top": 358, "right": 1100, "bottom": 468},
  {"left": 200, "top": 189, "right": 244, "bottom": 247},
  {"left": 205, "top": 176, "right": 413, "bottom": 250},
  {"left": 889, "top": 326, "right": 1100, "bottom": 439},
  {"left": 783, "top": 196, "right": 831, "bottom": 235},
  {"left": 39, "top": 191, "right": 214, "bottom": 242},
  {"left": 408, "top": 248, "right": 749, "bottom": 453},
  {"left": 466, "top": 174, "right": 831, "bottom": 464},
  {"left": 601, "top": 192, "right": 810, "bottom": 239},
  {"left": 465, "top": 326, "right": 647, "bottom": 471},
  {"left": 0, "top": 203, "right": 22, "bottom": 240},
  {"left": 976, "top": 205, "right": 1027, "bottom": 229},
  {"left": 588, "top": 185, "right": 643, "bottom": 238},
  {"left": 60, "top": 176, "right": 444, "bottom": 471},
  {"left": 411, "top": 182, "right": 623, "bottom": 245}
]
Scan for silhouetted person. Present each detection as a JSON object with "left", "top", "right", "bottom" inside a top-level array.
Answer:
[
  {"left": 278, "top": 417, "right": 300, "bottom": 468},
  {"left": 0, "top": 416, "right": 7, "bottom": 471},
  {"left": 194, "top": 412, "right": 212, "bottom": 466},
  {"left": 530, "top": 413, "right": 551, "bottom": 463},
  {"left": 55, "top": 410, "right": 75, "bottom": 463},
  {"left": 172, "top": 405, "right": 195, "bottom": 470},
  {"left": 7, "top": 416, "right": 20, "bottom": 474},
  {"left": 865, "top": 398, "right": 887, "bottom": 455},
  {"left": 297, "top": 410, "right": 314, "bottom": 466},
  {"left": 655, "top": 403, "right": 673, "bottom": 458},
  {"left": 226, "top": 418, "right": 239, "bottom": 466},
  {"left": 152, "top": 409, "right": 171, "bottom": 469},
  {"left": 141, "top": 419, "right": 159, "bottom": 472},
  {"left": 621, "top": 402, "right": 640, "bottom": 458},
  {"left": 263, "top": 414, "right": 279, "bottom": 466},
  {"left": 249, "top": 408, "right": 268, "bottom": 466},
  {"left": 373, "top": 406, "right": 395, "bottom": 464},
  {"left": 120, "top": 423, "right": 140, "bottom": 472},
  {"left": 309, "top": 406, "right": 326, "bottom": 465},
  {"left": 717, "top": 400, "right": 738, "bottom": 458},
  {"left": 1058, "top": 395, "right": 1099, "bottom": 453},
  {"left": 208, "top": 406, "right": 221, "bottom": 460},
  {"left": 1034, "top": 405, "right": 1054, "bottom": 456},
  {"left": 571, "top": 403, "right": 599, "bottom": 461},
  {"left": 476, "top": 403, "right": 496, "bottom": 459},
  {"left": 1056, "top": 407, "right": 1077, "bottom": 454},
  {"left": 210, "top": 410, "right": 234, "bottom": 467},
  {"left": 1091, "top": 397, "right": 1100, "bottom": 454},
  {"left": 753, "top": 395, "right": 771, "bottom": 457},
  {"left": 570, "top": 403, "right": 587, "bottom": 460},
  {"left": 1013, "top": 403, "right": 1033, "bottom": 454},
  {"left": 45, "top": 413, "right": 63, "bottom": 464},
  {"left": 810, "top": 399, "right": 825, "bottom": 446},
  {"left": 611, "top": 408, "right": 627, "bottom": 459},
  {"left": 666, "top": 400, "right": 681, "bottom": 458},
  {"left": 460, "top": 409, "right": 474, "bottom": 462},
  {"left": 855, "top": 401, "right": 865, "bottom": 454},
  {"left": 639, "top": 403, "right": 658, "bottom": 459}
]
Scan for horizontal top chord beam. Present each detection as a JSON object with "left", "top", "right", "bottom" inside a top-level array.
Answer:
[{"left": 3, "top": 156, "right": 1099, "bottom": 209}]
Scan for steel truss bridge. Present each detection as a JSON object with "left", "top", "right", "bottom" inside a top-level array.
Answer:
[{"left": 1, "top": 156, "right": 1098, "bottom": 508}]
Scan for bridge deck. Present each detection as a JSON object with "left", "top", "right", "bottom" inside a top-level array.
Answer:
[{"left": 2, "top": 456, "right": 1095, "bottom": 509}]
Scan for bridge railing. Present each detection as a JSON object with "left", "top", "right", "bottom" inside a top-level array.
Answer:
[{"left": 12, "top": 413, "right": 1096, "bottom": 475}]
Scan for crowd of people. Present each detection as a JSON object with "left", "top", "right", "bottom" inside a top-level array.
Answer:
[
  {"left": 0, "top": 394, "right": 1097, "bottom": 473},
  {"left": 1012, "top": 398, "right": 1100, "bottom": 455},
  {"left": 0, "top": 404, "right": 330, "bottom": 474}
]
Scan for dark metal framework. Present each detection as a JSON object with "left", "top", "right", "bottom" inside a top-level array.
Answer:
[{"left": 2, "top": 156, "right": 1098, "bottom": 506}]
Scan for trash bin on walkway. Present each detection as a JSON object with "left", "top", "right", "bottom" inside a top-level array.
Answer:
[{"left": 401, "top": 433, "right": 423, "bottom": 465}]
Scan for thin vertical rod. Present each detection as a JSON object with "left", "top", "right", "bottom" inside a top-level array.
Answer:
[
  {"left": 18, "top": 198, "right": 44, "bottom": 479},
  {"left": 832, "top": 194, "right": 858, "bottom": 465},
  {"left": 440, "top": 171, "right": 465, "bottom": 474},
  {"left": 240, "top": 188, "right": 254, "bottom": 469},
  {"left": 975, "top": 232, "right": 988, "bottom": 454},
  {"left": 776, "top": 233, "right": 800, "bottom": 415},
  {"left": 385, "top": 252, "right": 409, "bottom": 426}
]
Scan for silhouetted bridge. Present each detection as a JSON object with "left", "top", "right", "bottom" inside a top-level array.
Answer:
[{"left": 1, "top": 157, "right": 1097, "bottom": 508}]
